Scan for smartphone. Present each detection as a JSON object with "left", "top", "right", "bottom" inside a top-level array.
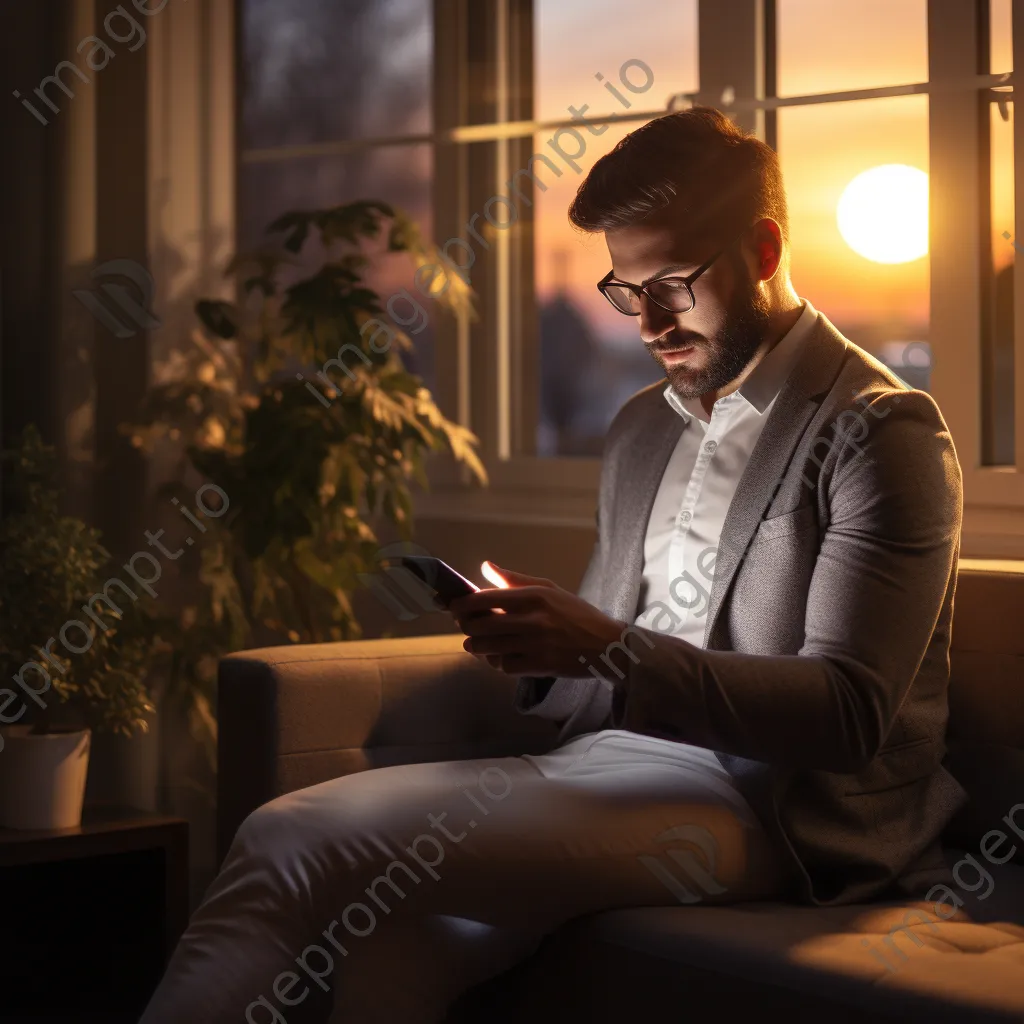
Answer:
[{"left": 396, "top": 555, "right": 480, "bottom": 605}]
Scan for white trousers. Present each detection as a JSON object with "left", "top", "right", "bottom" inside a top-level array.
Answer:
[{"left": 140, "top": 729, "right": 790, "bottom": 1024}]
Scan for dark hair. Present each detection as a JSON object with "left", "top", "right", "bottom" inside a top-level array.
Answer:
[{"left": 567, "top": 106, "right": 789, "bottom": 248}]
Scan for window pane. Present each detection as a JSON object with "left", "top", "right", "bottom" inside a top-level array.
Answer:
[
  {"left": 777, "top": 97, "right": 931, "bottom": 389},
  {"left": 534, "top": 0, "right": 697, "bottom": 123},
  {"left": 991, "top": 0, "right": 1013, "bottom": 74},
  {"left": 987, "top": 99, "right": 1015, "bottom": 464},
  {"left": 533, "top": 120, "right": 665, "bottom": 458},
  {"left": 531, "top": 1, "right": 699, "bottom": 457},
  {"left": 239, "top": 146, "right": 436, "bottom": 394},
  {"left": 240, "top": 0, "right": 431, "bottom": 150},
  {"left": 777, "top": 0, "right": 928, "bottom": 97}
]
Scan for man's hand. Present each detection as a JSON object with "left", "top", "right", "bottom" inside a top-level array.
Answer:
[{"left": 446, "top": 561, "right": 629, "bottom": 678}]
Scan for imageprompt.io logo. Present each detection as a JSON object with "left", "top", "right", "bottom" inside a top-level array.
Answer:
[
  {"left": 358, "top": 542, "right": 446, "bottom": 622},
  {"left": 73, "top": 258, "right": 161, "bottom": 337},
  {"left": 638, "top": 824, "right": 728, "bottom": 904}
]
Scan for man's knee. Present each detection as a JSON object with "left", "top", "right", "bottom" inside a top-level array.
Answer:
[{"left": 231, "top": 797, "right": 322, "bottom": 865}]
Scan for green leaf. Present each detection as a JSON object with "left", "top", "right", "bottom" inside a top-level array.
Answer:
[
  {"left": 196, "top": 300, "right": 239, "bottom": 340},
  {"left": 439, "top": 421, "right": 489, "bottom": 485},
  {"left": 267, "top": 210, "right": 313, "bottom": 253}
]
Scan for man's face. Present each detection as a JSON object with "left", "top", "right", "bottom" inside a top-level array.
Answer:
[{"left": 605, "top": 216, "right": 774, "bottom": 400}]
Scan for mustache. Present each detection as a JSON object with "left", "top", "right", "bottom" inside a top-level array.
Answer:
[{"left": 649, "top": 335, "right": 704, "bottom": 354}]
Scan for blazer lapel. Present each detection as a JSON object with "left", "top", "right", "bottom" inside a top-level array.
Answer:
[{"left": 702, "top": 316, "right": 849, "bottom": 644}]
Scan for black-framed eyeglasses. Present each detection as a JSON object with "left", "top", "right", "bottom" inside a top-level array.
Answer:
[{"left": 597, "top": 229, "right": 745, "bottom": 316}]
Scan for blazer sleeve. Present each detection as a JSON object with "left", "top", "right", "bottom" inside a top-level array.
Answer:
[{"left": 611, "top": 390, "right": 962, "bottom": 773}]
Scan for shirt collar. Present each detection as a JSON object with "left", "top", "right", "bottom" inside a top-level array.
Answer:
[{"left": 663, "top": 298, "right": 818, "bottom": 424}]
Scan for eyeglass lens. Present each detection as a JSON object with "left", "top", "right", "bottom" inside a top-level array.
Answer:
[{"left": 604, "top": 279, "right": 693, "bottom": 314}]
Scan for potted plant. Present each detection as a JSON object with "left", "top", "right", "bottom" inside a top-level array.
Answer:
[
  {"left": 124, "top": 199, "right": 487, "bottom": 706},
  {"left": 0, "top": 426, "right": 158, "bottom": 830}
]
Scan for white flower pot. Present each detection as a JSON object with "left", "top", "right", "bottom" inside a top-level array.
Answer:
[{"left": 0, "top": 725, "right": 91, "bottom": 830}]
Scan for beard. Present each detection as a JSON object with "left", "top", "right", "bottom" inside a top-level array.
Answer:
[{"left": 650, "top": 274, "right": 774, "bottom": 400}]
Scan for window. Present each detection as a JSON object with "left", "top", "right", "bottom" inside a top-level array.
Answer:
[
  {"left": 776, "top": 1, "right": 932, "bottom": 391},
  {"left": 771, "top": 0, "right": 1021, "bottom": 551},
  {"left": 533, "top": 0, "right": 699, "bottom": 457},
  {"left": 533, "top": 121, "right": 666, "bottom": 458},
  {"left": 239, "top": 0, "right": 436, "bottom": 393},
  {"left": 776, "top": 0, "right": 928, "bottom": 97},
  {"left": 234, "top": 0, "right": 1024, "bottom": 554},
  {"left": 777, "top": 96, "right": 931, "bottom": 390}
]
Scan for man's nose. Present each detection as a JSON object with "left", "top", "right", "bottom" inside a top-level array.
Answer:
[{"left": 638, "top": 292, "right": 678, "bottom": 345}]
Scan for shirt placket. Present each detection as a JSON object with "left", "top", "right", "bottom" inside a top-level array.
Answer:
[{"left": 666, "top": 401, "right": 735, "bottom": 632}]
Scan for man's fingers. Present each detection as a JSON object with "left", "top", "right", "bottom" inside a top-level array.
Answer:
[
  {"left": 457, "top": 610, "right": 535, "bottom": 636},
  {"left": 463, "top": 634, "right": 530, "bottom": 656},
  {"left": 490, "top": 653, "right": 549, "bottom": 675},
  {"left": 497, "top": 653, "right": 547, "bottom": 675},
  {"left": 467, "top": 646, "right": 548, "bottom": 676},
  {"left": 469, "top": 650, "right": 502, "bottom": 670},
  {"left": 449, "top": 586, "right": 543, "bottom": 617}
]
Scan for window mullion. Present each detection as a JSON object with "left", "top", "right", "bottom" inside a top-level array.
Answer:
[
  {"left": 429, "top": 0, "right": 471, "bottom": 491},
  {"left": 697, "top": 0, "right": 764, "bottom": 136},
  {"left": 505, "top": 0, "right": 537, "bottom": 459},
  {"left": 928, "top": 0, "right": 984, "bottom": 476}
]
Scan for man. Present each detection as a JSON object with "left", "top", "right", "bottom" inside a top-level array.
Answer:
[{"left": 141, "top": 107, "right": 965, "bottom": 1024}]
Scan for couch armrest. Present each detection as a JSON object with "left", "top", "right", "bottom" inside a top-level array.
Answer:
[{"left": 216, "top": 633, "right": 561, "bottom": 863}]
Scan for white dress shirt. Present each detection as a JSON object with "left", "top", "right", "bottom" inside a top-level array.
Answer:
[{"left": 634, "top": 298, "right": 819, "bottom": 646}]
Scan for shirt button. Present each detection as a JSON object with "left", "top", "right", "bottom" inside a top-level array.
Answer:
[
  {"left": 704, "top": 440, "right": 718, "bottom": 454},
  {"left": 678, "top": 510, "right": 692, "bottom": 523}
]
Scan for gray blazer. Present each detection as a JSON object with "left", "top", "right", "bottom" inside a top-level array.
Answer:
[{"left": 515, "top": 309, "right": 967, "bottom": 907}]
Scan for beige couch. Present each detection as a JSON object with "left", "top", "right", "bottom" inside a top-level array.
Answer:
[{"left": 217, "top": 565, "right": 1024, "bottom": 1023}]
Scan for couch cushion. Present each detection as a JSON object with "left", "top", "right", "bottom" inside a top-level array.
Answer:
[{"left": 550, "top": 859, "right": 1024, "bottom": 1023}]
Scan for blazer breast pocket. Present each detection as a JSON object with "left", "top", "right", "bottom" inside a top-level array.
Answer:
[{"left": 754, "top": 503, "right": 817, "bottom": 542}]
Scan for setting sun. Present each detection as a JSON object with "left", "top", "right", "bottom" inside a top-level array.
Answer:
[{"left": 836, "top": 164, "right": 929, "bottom": 264}]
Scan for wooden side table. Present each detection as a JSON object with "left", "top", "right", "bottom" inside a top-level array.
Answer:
[{"left": 0, "top": 805, "right": 189, "bottom": 1024}]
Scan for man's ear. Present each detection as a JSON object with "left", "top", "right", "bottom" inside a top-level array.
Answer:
[{"left": 750, "top": 218, "right": 784, "bottom": 282}]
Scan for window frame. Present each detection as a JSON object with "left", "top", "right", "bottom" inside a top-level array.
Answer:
[{"left": 925, "top": 0, "right": 1023, "bottom": 555}]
